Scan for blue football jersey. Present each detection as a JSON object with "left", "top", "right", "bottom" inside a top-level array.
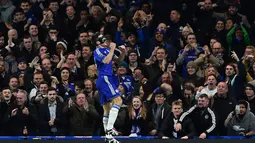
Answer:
[{"left": 94, "top": 47, "right": 116, "bottom": 76}]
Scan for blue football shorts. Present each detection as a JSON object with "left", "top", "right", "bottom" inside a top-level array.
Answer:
[{"left": 96, "top": 75, "right": 121, "bottom": 105}]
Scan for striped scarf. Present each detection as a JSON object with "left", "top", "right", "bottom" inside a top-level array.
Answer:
[{"left": 4, "top": 61, "right": 18, "bottom": 74}]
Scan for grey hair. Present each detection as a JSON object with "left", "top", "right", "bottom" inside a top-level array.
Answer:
[
  {"left": 8, "top": 29, "right": 18, "bottom": 38},
  {"left": 17, "top": 89, "right": 28, "bottom": 100}
]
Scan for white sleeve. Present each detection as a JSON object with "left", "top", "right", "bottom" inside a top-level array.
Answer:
[{"left": 29, "top": 88, "right": 37, "bottom": 101}]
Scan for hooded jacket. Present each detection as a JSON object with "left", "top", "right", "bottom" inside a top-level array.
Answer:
[
  {"left": 0, "top": 1, "right": 16, "bottom": 24},
  {"left": 226, "top": 102, "right": 255, "bottom": 135}
]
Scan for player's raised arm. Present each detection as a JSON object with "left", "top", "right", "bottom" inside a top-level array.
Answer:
[
  {"left": 113, "top": 45, "right": 126, "bottom": 64},
  {"left": 102, "top": 42, "right": 116, "bottom": 64}
]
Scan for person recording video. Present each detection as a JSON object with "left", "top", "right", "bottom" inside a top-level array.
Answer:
[{"left": 224, "top": 100, "right": 255, "bottom": 136}]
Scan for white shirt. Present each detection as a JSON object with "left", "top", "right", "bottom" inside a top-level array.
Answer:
[
  {"left": 48, "top": 102, "right": 57, "bottom": 119},
  {"left": 172, "top": 118, "right": 178, "bottom": 138},
  {"left": 196, "top": 86, "right": 217, "bottom": 99}
]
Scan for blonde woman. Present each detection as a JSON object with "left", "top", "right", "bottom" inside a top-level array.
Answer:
[
  {"left": 204, "top": 66, "right": 223, "bottom": 82},
  {"left": 182, "top": 25, "right": 194, "bottom": 39},
  {"left": 180, "top": 25, "right": 194, "bottom": 48},
  {"left": 128, "top": 96, "right": 149, "bottom": 137}
]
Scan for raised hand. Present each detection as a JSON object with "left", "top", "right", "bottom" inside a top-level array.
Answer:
[
  {"left": 118, "top": 18, "right": 124, "bottom": 28},
  {"left": 60, "top": 51, "right": 66, "bottom": 61},
  {"left": 183, "top": 45, "right": 190, "bottom": 53},
  {"left": 30, "top": 56, "right": 39, "bottom": 67},
  {"left": 31, "top": 56, "right": 40, "bottom": 65},
  {"left": 245, "top": 55, "right": 254, "bottom": 61},
  {"left": 50, "top": 55, "right": 60, "bottom": 63},
  {"left": 75, "top": 50, "right": 81, "bottom": 59},
  {"left": 34, "top": 63, "right": 42, "bottom": 71},
  {"left": 147, "top": 13, "right": 154, "bottom": 22},
  {"left": 11, "top": 108, "right": 18, "bottom": 116},
  {"left": 68, "top": 98, "right": 74, "bottom": 108},
  {"left": 83, "top": 99, "right": 89, "bottom": 111},
  {"left": 231, "top": 51, "right": 240, "bottom": 62},
  {"left": 119, "top": 45, "right": 126, "bottom": 53},
  {"left": 152, "top": 46, "right": 159, "bottom": 56},
  {"left": 50, "top": 34, "right": 57, "bottom": 42},
  {"left": 51, "top": 76, "right": 59, "bottom": 85},
  {"left": 161, "top": 59, "right": 167, "bottom": 72},
  {"left": 172, "top": 63, "right": 176, "bottom": 72}
]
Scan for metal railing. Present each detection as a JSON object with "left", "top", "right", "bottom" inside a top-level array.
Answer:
[{"left": 0, "top": 136, "right": 254, "bottom": 140}]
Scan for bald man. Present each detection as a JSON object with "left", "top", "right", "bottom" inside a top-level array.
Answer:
[
  {"left": 161, "top": 83, "right": 182, "bottom": 105},
  {"left": 211, "top": 82, "right": 236, "bottom": 135},
  {"left": 5, "top": 89, "right": 38, "bottom": 135}
]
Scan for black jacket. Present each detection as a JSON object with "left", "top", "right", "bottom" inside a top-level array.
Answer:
[
  {"left": 149, "top": 102, "right": 171, "bottom": 132},
  {"left": 0, "top": 73, "right": 9, "bottom": 91},
  {"left": 248, "top": 97, "right": 255, "bottom": 115},
  {"left": 158, "top": 112, "right": 196, "bottom": 139},
  {"left": 78, "top": 55, "right": 95, "bottom": 80},
  {"left": 179, "top": 105, "right": 217, "bottom": 136},
  {"left": 211, "top": 94, "right": 236, "bottom": 135},
  {"left": 38, "top": 98, "right": 67, "bottom": 135},
  {"left": 0, "top": 99, "right": 14, "bottom": 135},
  {"left": 226, "top": 62, "right": 246, "bottom": 100},
  {"left": 3, "top": 103, "right": 38, "bottom": 135},
  {"left": 63, "top": 104, "right": 100, "bottom": 135}
]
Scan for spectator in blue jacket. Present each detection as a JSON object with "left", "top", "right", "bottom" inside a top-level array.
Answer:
[
  {"left": 176, "top": 33, "right": 204, "bottom": 78},
  {"left": 147, "top": 28, "right": 176, "bottom": 62},
  {"left": 20, "top": 0, "right": 39, "bottom": 25}
]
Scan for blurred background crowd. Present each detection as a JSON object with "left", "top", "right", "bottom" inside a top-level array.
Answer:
[{"left": 0, "top": 0, "right": 255, "bottom": 139}]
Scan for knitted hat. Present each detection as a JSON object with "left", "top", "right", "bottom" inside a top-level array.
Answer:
[
  {"left": 118, "top": 61, "right": 128, "bottom": 68},
  {"left": 155, "top": 28, "right": 164, "bottom": 35},
  {"left": 153, "top": 87, "right": 166, "bottom": 98},
  {"left": 56, "top": 40, "right": 68, "bottom": 51},
  {"left": 17, "top": 57, "right": 27, "bottom": 64},
  {"left": 216, "top": 18, "right": 225, "bottom": 24},
  {"left": 246, "top": 82, "right": 255, "bottom": 93},
  {"left": 187, "top": 61, "right": 198, "bottom": 70},
  {"left": 120, "top": 82, "right": 132, "bottom": 97}
]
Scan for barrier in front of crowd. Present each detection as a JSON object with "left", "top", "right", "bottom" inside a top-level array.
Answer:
[{"left": 0, "top": 136, "right": 254, "bottom": 140}]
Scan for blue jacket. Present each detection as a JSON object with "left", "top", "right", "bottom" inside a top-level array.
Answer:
[
  {"left": 24, "top": 10, "right": 37, "bottom": 25},
  {"left": 178, "top": 47, "right": 204, "bottom": 77}
]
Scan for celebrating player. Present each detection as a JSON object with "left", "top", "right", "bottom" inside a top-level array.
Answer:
[{"left": 94, "top": 34, "right": 126, "bottom": 143}]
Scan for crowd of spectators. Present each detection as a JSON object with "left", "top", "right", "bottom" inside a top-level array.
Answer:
[{"left": 0, "top": 0, "right": 255, "bottom": 139}]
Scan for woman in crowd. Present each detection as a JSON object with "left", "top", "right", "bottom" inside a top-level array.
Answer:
[{"left": 127, "top": 96, "right": 149, "bottom": 137}]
